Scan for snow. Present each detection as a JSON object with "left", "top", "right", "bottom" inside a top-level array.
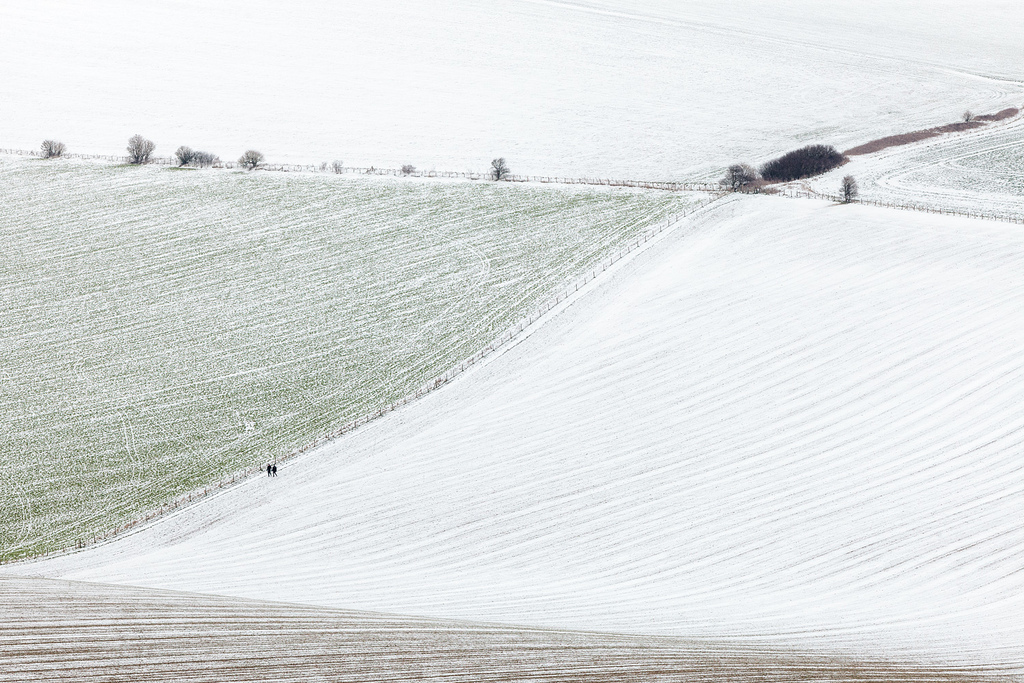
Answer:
[
  {"left": 1, "top": 1, "right": 1021, "bottom": 179},
  {"left": 5, "top": 575, "right": 978, "bottom": 683},
  {"left": 0, "top": 157, "right": 696, "bottom": 561},
  {"left": 14, "top": 196, "right": 1024, "bottom": 670},
  {"left": 807, "top": 112, "right": 1024, "bottom": 218},
  {"left": 4, "top": 2, "right": 1024, "bottom": 676}
]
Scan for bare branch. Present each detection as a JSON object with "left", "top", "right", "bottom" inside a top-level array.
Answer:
[
  {"left": 40, "top": 140, "right": 67, "bottom": 158},
  {"left": 175, "top": 146, "right": 196, "bottom": 167},
  {"left": 238, "top": 150, "right": 265, "bottom": 171},
  {"left": 127, "top": 135, "right": 156, "bottom": 164},
  {"left": 491, "top": 157, "right": 510, "bottom": 181},
  {"left": 841, "top": 175, "right": 859, "bottom": 203}
]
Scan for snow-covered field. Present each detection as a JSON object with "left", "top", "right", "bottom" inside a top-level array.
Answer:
[
  {"left": 6, "top": 576, "right": 987, "bottom": 683},
  {"left": 5, "top": 1, "right": 1024, "bottom": 679},
  {"left": 808, "top": 112, "right": 1024, "bottom": 218},
  {"left": 0, "top": 156, "right": 697, "bottom": 561},
  {"left": 14, "top": 196, "right": 1024, "bottom": 672},
  {"left": 1, "top": 1, "right": 1021, "bottom": 179}
]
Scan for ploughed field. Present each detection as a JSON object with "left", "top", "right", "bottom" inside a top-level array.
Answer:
[
  {"left": 0, "top": 158, "right": 699, "bottom": 561},
  {"left": 1, "top": 576, "right": 997, "bottom": 683}
]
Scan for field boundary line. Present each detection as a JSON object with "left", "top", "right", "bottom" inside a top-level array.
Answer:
[
  {"left": 773, "top": 186, "right": 1024, "bottom": 225},
  {"left": 0, "top": 147, "right": 719, "bottom": 193},
  {"left": 2, "top": 192, "right": 725, "bottom": 565}
]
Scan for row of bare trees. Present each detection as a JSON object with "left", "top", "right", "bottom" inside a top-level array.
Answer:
[
  {"left": 37, "top": 136, "right": 513, "bottom": 180},
  {"left": 174, "top": 146, "right": 218, "bottom": 168},
  {"left": 38, "top": 134, "right": 258, "bottom": 170}
]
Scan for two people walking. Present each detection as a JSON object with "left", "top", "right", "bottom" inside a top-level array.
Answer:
[{"left": 266, "top": 463, "right": 277, "bottom": 477}]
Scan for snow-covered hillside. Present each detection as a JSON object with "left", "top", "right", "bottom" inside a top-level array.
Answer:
[
  {"left": 1, "top": 1, "right": 1020, "bottom": 178},
  {"left": 16, "top": 196, "right": 1024, "bottom": 670},
  {"left": 808, "top": 112, "right": 1024, "bottom": 217},
  {"left": 0, "top": 158, "right": 696, "bottom": 561}
]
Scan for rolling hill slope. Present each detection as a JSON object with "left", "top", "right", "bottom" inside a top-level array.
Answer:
[
  {"left": 1, "top": 1, "right": 1021, "bottom": 178},
  {"left": 3, "top": 576, "right": 994, "bottom": 683},
  {"left": 0, "top": 158, "right": 697, "bottom": 560},
  {"left": 14, "top": 196, "right": 1024, "bottom": 671}
]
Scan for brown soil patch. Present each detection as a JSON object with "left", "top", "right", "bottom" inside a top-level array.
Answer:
[
  {"left": 2, "top": 576, "right": 1018, "bottom": 683},
  {"left": 976, "top": 107, "right": 1019, "bottom": 122},
  {"left": 844, "top": 107, "right": 1019, "bottom": 156}
]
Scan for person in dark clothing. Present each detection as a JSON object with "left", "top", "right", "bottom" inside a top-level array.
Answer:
[
  {"left": 272, "top": 464, "right": 277, "bottom": 477},
  {"left": 267, "top": 464, "right": 272, "bottom": 477}
]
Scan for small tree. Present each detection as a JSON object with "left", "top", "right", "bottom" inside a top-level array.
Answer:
[
  {"left": 127, "top": 135, "right": 156, "bottom": 164},
  {"left": 491, "top": 157, "right": 510, "bottom": 181},
  {"left": 331, "top": 160, "right": 344, "bottom": 174},
  {"left": 401, "top": 164, "right": 416, "bottom": 175},
  {"left": 193, "top": 151, "right": 218, "bottom": 168},
  {"left": 962, "top": 110, "right": 973, "bottom": 123},
  {"left": 238, "top": 149, "right": 265, "bottom": 170},
  {"left": 40, "top": 140, "right": 67, "bottom": 158},
  {"left": 841, "top": 175, "right": 858, "bottom": 203},
  {"left": 722, "top": 163, "right": 760, "bottom": 192},
  {"left": 175, "top": 146, "right": 196, "bottom": 167}
]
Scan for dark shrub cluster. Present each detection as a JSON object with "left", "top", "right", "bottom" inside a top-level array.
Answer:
[{"left": 760, "top": 144, "right": 845, "bottom": 182}]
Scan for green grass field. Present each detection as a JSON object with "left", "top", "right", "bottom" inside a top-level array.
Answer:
[{"left": 0, "top": 158, "right": 699, "bottom": 561}]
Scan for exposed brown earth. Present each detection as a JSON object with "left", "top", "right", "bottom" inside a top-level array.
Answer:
[
  {"left": 1, "top": 576, "right": 1013, "bottom": 683},
  {"left": 844, "top": 107, "right": 1019, "bottom": 156},
  {"left": 975, "top": 107, "right": 1019, "bottom": 122}
]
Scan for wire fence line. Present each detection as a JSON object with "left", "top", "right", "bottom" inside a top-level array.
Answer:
[
  {"left": 16, "top": 192, "right": 725, "bottom": 563},
  {"left": 0, "top": 147, "right": 720, "bottom": 193},
  {"left": 776, "top": 187, "right": 1024, "bottom": 225}
]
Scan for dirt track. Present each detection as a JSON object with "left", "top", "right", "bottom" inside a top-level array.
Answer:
[{"left": 843, "top": 107, "right": 1018, "bottom": 156}]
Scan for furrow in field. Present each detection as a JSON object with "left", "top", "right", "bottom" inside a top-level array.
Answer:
[{"left": 0, "top": 576, "right": 1005, "bottom": 683}]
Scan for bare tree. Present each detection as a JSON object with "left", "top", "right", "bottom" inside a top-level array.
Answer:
[
  {"left": 491, "top": 157, "right": 510, "bottom": 181},
  {"left": 40, "top": 140, "right": 67, "bottom": 158},
  {"left": 193, "top": 151, "right": 218, "bottom": 168},
  {"left": 319, "top": 162, "right": 328, "bottom": 172},
  {"left": 401, "top": 164, "right": 416, "bottom": 175},
  {"left": 175, "top": 146, "right": 196, "bottom": 167},
  {"left": 841, "top": 175, "right": 859, "bottom": 203},
  {"left": 962, "top": 110, "right": 973, "bottom": 123},
  {"left": 722, "top": 163, "right": 760, "bottom": 191},
  {"left": 126, "top": 135, "right": 156, "bottom": 164},
  {"left": 331, "top": 160, "right": 344, "bottom": 174},
  {"left": 238, "top": 150, "right": 265, "bottom": 170}
]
